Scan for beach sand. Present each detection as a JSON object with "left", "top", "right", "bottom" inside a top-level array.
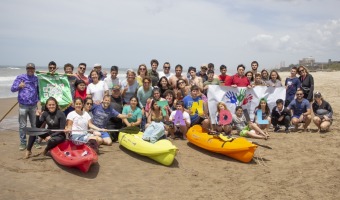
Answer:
[{"left": 0, "top": 72, "right": 339, "bottom": 200}]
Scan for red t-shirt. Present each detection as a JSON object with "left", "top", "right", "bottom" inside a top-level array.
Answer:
[
  {"left": 223, "top": 75, "right": 233, "bottom": 86},
  {"left": 230, "top": 74, "right": 250, "bottom": 87}
]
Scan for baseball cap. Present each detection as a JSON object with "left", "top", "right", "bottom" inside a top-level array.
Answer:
[
  {"left": 94, "top": 63, "right": 102, "bottom": 68},
  {"left": 26, "top": 63, "right": 35, "bottom": 69},
  {"left": 314, "top": 92, "right": 321, "bottom": 98},
  {"left": 112, "top": 85, "right": 121, "bottom": 90}
]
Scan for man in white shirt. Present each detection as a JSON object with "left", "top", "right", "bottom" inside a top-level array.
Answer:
[
  {"left": 104, "top": 66, "right": 121, "bottom": 95},
  {"left": 158, "top": 62, "right": 173, "bottom": 80}
]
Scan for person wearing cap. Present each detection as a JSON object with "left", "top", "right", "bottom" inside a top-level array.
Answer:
[
  {"left": 11, "top": 63, "right": 40, "bottom": 151},
  {"left": 196, "top": 65, "right": 208, "bottom": 82},
  {"left": 230, "top": 64, "right": 251, "bottom": 87},
  {"left": 88, "top": 63, "right": 106, "bottom": 83},
  {"left": 312, "top": 92, "right": 333, "bottom": 133},
  {"left": 107, "top": 84, "right": 124, "bottom": 142},
  {"left": 104, "top": 66, "right": 121, "bottom": 95},
  {"left": 287, "top": 89, "right": 312, "bottom": 132},
  {"left": 75, "top": 63, "right": 89, "bottom": 86}
]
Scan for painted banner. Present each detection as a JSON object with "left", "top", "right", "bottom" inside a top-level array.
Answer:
[
  {"left": 37, "top": 72, "right": 73, "bottom": 110},
  {"left": 207, "top": 86, "right": 286, "bottom": 124}
]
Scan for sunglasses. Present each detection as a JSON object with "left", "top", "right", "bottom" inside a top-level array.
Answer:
[
  {"left": 86, "top": 103, "right": 93, "bottom": 105},
  {"left": 299, "top": 69, "right": 305, "bottom": 73},
  {"left": 140, "top": 68, "right": 146, "bottom": 71},
  {"left": 49, "top": 67, "right": 56, "bottom": 70},
  {"left": 296, "top": 93, "right": 304, "bottom": 96},
  {"left": 79, "top": 67, "right": 86, "bottom": 70}
]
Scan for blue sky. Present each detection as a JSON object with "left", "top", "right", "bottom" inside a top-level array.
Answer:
[{"left": 0, "top": 0, "right": 339, "bottom": 73}]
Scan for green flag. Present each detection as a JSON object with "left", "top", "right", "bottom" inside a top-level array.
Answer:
[{"left": 37, "top": 72, "right": 73, "bottom": 110}]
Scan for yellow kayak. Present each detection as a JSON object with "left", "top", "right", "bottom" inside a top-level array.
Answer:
[
  {"left": 118, "top": 131, "right": 178, "bottom": 166},
  {"left": 187, "top": 125, "right": 257, "bottom": 163}
]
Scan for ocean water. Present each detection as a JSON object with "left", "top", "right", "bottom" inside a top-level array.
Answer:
[{"left": 0, "top": 66, "right": 127, "bottom": 99}]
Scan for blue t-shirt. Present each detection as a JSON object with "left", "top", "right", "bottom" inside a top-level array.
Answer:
[
  {"left": 122, "top": 105, "right": 142, "bottom": 123},
  {"left": 91, "top": 104, "right": 120, "bottom": 128},
  {"left": 183, "top": 95, "right": 202, "bottom": 122},
  {"left": 288, "top": 99, "right": 310, "bottom": 116},
  {"left": 285, "top": 77, "right": 301, "bottom": 98}
]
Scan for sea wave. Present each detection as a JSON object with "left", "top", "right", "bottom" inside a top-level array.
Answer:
[{"left": 0, "top": 76, "right": 16, "bottom": 82}]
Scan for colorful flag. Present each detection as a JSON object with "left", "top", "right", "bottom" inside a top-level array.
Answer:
[{"left": 37, "top": 72, "right": 72, "bottom": 110}]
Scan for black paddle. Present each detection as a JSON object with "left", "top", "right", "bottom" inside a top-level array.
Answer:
[
  {"left": 24, "top": 126, "right": 140, "bottom": 136},
  {"left": 252, "top": 141, "right": 272, "bottom": 149}
]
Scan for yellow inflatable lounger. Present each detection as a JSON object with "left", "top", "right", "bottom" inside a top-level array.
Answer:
[
  {"left": 187, "top": 125, "right": 257, "bottom": 163},
  {"left": 118, "top": 131, "right": 178, "bottom": 166}
]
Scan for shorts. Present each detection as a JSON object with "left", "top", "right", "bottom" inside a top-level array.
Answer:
[
  {"left": 190, "top": 117, "right": 205, "bottom": 126},
  {"left": 239, "top": 126, "right": 250, "bottom": 137},
  {"left": 101, "top": 132, "right": 110, "bottom": 138},
  {"left": 70, "top": 133, "right": 92, "bottom": 145}
]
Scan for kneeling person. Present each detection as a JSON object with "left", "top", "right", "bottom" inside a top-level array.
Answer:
[
  {"left": 271, "top": 99, "right": 291, "bottom": 133},
  {"left": 168, "top": 100, "right": 191, "bottom": 139}
]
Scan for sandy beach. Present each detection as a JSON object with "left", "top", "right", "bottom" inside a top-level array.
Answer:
[{"left": 0, "top": 72, "right": 339, "bottom": 200}]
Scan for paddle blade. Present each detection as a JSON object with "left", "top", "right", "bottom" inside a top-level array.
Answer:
[
  {"left": 119, "top": 126, "right": 140, "bottom": 134},
  {"left": 24, "top": 127, "right": 50, "bottom": 136}
]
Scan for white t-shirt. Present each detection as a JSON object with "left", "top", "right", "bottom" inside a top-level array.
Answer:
[
  {"left": 159, "top": 71, "right": 173, "bottom": 80},
  {"left": 169, "top": 110, "right": 191, "bottom": 125},
  {"left": 67, "top": 111, "right": 92, "bottom": 135},
  {"left": 104, "top": 76, "right": 121, "bottom": 95},
  {"left": 86, "top": 80, "right": 109, "bottom": 103}
]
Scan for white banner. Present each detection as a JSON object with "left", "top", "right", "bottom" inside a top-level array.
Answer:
[{"left": 207, "top": 86, "right": 286, "bottom": 124}]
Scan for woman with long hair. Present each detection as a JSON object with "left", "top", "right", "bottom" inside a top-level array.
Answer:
[
  {"left": 25, "top": 97, "right": 67, "bottom": 158},
  {"left": 86, "top": 70, "right": 109, "bottom": 105},
  {"left": 157, "top": 76, "right": 172, "bottom": 97},
  {"left": 122, "top": 96, "right": 142, "bottom": 128},
  {"left": 266, "top": 70, "right": 282, "bottom": 87},
  {"left": 136, "top": 64, "right": 148, "bottom": 87},
  {"left": 253, "top": 98, "right": 271, "bottom": 137},
  {"left": 298, "top": 65, "right": 314, "bottom": 102}
]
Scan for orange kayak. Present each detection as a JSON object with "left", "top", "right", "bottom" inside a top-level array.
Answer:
[{"left": 187, "top": 125, "right": 257, "bottom": 163}]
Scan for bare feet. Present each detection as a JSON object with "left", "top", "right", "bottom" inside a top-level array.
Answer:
[{"left": 24, "top": 151, "right": 32, "bottom": 159}]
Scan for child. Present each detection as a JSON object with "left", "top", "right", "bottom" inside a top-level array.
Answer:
[
  {"left": 253, "top": 98, "right": 271, "bottom": 136},
  {"left": 168, "top": 100, "right": 191, "bottom": 139},
  {"left": 215, "top": 102, "right": 232, "bottom": 136},
  {"left": 232, "top": 106, "right": 268, "bottom": 140}
]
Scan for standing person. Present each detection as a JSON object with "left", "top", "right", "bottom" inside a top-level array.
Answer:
[
  {"left": 104, "top": 66, "right": 120, "bottom": 95},
  {"left": 88, "top": 64, "right": 106, "bottom": 83},
  {"left": 288, "top": 89, "right": 312, "bottom": 132},
  {"left": 107, "top": 85, "right": 124, "bottom": 141},
  {"left": 136, "top": 64, "right": 148, "bottom": 87},
  {"left": 86, "top": 70, "right": 109, "bottom": 105},
  {"left": 196, "top": 65, "right": 208, "bottom": 83},
  {"left": 203, "top": 70, "right": 220, "bottom": 95},
  {"left": 168, "top": 100, "right": 191, "bottom": 139},
  {"left": 91, "top": 95, "right": 131, "bottom": 145},
  {"left": 66, "top": 98, "right": 103, "bottom": 148},
  {"left": 271, "top": 99, "right": 291, "bottom": 133},
  {"left": 245, "top": 71, "right": 254, "bottom": 83},
  {"left": 169, "top": 64, "right": 188, "bottom": 89},
  {"left": 218, "top": 65, "right": 232, "bottom": 86},
  {"left": 121, "top": 69, "right": 139, "bottom": 105},
  {"left": 74, "top": 79, "right": 87, "bottom": 100},
  {"left": 25, "top": 97, "right": 66, "bottom": 158},
  {"left": 48, "top": 61, "right": 58, "bottom": 74},
  {"left": 64, "top": 63, "right": 77, "bottom": 99},
  {"left": 158, "top": 62, "right": 173, "bottom": 80},
  {"left": 261, "top": 69, "right": 269, "bottom": 81},
  {"left": 137, "top": 77, "right": 153, "bottom": 130},
  {"left": 148, "top": 59, "right": 160, "bottom": 86},
  {"left": 312, "top": 92, "right": 333, "bottom": 133},
  {"left": 230, "top": 64, "right": 251, "bottom": 87},
  {"left": 298, "top": 65, "right": 314, "bottom": 102},
  {"left": 183, "top": 85, "right": 210, "bottom": 130},
  {"left": 251, "top": 61, "right": 259, "bottom": 75},
  {"left": 188, "top": 67, "right": 203, "bottom": 92},
  {"left": 266, "top": 70, "right": 282, "bottom": 87},
  {"left": 11, "top": 63, "right": 40, "bottom": 150},
  {"left": 285, "top": 67, "right": 300, "bottom": 107},
  {"left": 75, "top": 63, "right": 89, "bottom": 86}
]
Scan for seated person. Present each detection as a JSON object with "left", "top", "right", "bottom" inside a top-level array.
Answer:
[
  {"left": 215, "top": 102, "right": 232, "bottom": 136},
  {"left": 287, "top": 89, "right": 312, "bottom": 132},
  {"left": 122, "top": 96, "right": 142, "bottom": 128},
  {"left": 271, "top": 99, "right": 291, "bottom": 133},
  {"left": 232, "top": 106, "right": 268, "bottom": 140},
  {"left": 253, "top": 98, "right": 271, "bottom": 136},
  {"left": 168, "top": 100, "right": 191, "bottom": 139},
  {"left": 312, "top": 92, "right": 333, "bottom": 133}
]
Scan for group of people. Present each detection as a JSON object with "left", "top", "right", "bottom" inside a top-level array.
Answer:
[{"left": 11, "top": 60, "right": 333, "bottom": 158}]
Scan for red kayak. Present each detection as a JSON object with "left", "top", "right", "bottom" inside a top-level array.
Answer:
[{"left": 50, "top": 140, "right": 98, "bottom": 173}]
